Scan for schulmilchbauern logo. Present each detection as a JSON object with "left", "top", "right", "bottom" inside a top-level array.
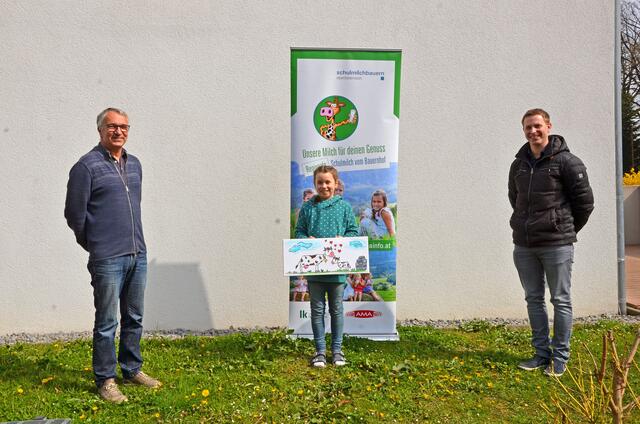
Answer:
[{"left": 314, "top": 96, "right": 358, "bottom": 141}]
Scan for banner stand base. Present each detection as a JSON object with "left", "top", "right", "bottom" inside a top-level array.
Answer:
[{"left": 288, "top": 332, "right": 399, "bottom": 342}]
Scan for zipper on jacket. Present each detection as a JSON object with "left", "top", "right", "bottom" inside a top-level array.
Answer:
[
  {"left": 525, "top": 163, "right": 535, "bottom": 247},
  {"left": 113, "top": 159, "right": 137, "bottom": 255}
]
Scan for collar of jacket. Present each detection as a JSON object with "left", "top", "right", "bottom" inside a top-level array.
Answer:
[
  {"left": 311, "top": 195, "right": 342, "bottom": 209},
  {"left": 94, "top": 143, "right": 128, "bottom": 162},
  {"left": 515, "top": 134, "right": 569, "bottom": 162}
]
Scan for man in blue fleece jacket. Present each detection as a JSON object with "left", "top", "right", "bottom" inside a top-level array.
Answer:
[{"left": 65, "top": 108, "right": 161, "bottom": 403}]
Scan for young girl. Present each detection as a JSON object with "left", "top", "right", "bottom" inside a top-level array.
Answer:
[
  {"left": 351, "top": 274, "right": 365, "bottom": 301},
  {"left": 370, "top": 190, "right": 396, "bottom": 238},
  {"left": 293, "top": 275, "right": 308, "bottom": 302},
  {"left": 358, "top": 207, "right": 373, "bottom": 238},
  {"left": 361, "top": 273, "right": 382, "bottom": 301},
  {"left": 343, "top": 275, "right": 355, "bottom": 301},
  {"left": 295, "top": 165, "right": 358, "bottom": 368}
]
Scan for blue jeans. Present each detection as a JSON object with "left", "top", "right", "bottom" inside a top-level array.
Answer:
[
  {"left": 513, "top": 244, "right": 574, "bottom": 364},
  {"left": 308, "top": 282, "right": 345, "bottom": 354},
  {"left": 88, "top": 253, "right": 147, "bottom": 386}
]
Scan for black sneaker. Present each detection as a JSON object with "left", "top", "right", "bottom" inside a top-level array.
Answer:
[
  {"left": 310, "top": 353, "right": 327, "bottom": 368},
  {"left": 332, "top": 352, "right": 346, "bottom": 366},
  {"left": 544, "top": 361, "right": 566, "bottom": 377},
  {"left": 518, "top": 355, "right": 550, "bottom": 371}
]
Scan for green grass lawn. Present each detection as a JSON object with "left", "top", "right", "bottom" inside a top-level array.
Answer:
[
  {"left": 375, "top": 289, "right": 396, "bottom": 302},
  {"left": 1, "top": 321, "right": 640, "bottom": 423}
]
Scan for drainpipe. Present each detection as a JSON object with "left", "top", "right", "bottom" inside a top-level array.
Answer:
[{"left": 615, "top": 0, "right": 627, "bottom": 315}]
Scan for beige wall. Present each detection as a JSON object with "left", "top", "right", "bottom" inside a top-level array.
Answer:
[
  {"left": 625, "top": 186, "right": 640, "bottom": 244},
  {"left": 0, "top": 1, "right": 617, "bottom": 334}
]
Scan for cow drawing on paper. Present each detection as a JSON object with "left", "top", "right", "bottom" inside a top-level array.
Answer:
[{"left": 295, "top": 254, "right": 328, "bottom": 273}]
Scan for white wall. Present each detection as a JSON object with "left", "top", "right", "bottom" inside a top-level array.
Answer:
[{"left": 0, "top": 1, "right": 617, "bottom": 334}]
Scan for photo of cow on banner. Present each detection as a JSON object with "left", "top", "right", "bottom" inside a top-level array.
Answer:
[{"left": 290, "top": 49, "right": 401, "bottom": 341}]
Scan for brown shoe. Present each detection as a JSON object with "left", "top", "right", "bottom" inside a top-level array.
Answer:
[
  {"left": 124, "top": 371, "right": 162, "bottom": 388},
  {"left": 98, "top": 379, "right": 128, "bottom": 403}
]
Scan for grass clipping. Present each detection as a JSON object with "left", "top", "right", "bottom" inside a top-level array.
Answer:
[{"left": 543, "top": 329, "right": 640, "bottom": 423}]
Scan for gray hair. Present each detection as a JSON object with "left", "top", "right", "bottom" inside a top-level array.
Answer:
[{"left": 96, "top": 107, "right": 128, "bottom": 129}]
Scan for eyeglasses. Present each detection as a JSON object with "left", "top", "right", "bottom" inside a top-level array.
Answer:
[{"left": 104, "top": 124, "right": 130, "bottom": 132}]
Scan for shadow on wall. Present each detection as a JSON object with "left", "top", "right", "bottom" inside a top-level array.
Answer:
[{"left": 144, "top": 260, "right": 213, "bottom": 331}]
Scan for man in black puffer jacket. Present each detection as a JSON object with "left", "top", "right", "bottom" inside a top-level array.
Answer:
[{"left": 508, "top": 108, "right": 594, "bottom": 378}]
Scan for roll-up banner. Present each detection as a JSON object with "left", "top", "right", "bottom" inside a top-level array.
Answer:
[{"left": 289, "top": 49, "right": 401, "bottom": 341}]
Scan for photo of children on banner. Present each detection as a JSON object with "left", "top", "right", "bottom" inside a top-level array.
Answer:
[
  {"left": 294, "top": 188, "right": 316, "bottom": 226},
  {"left": 352, "top": 274, "right": 365, "bottom": 301},
  {"left": 343, "top": 277, "right": 355, "bottom": 301},
  {"left": 345, "top": 273, "right": 382, "bottom": 302},
  {"left": 335, "top": 179, "right": 345, "bottom": 197},
  {"left": 359, "top": 189, "right": 396, "bottom": 239},
  {"left": 291, "top": 275, "right": 308, "bottom": 301}
]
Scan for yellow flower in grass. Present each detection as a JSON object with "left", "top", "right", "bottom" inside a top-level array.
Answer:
[
  {"left": 201, "top": 400, "right": 208, "bottom": 405},
  {"left": 79, "top": 414, "right": 86, "bottom": 420},
  {"left": 16, "top": 387, "right": 24, "bottom": 394},
  {"left": 154, "top": 413, "right": 160, "bottom": 418},
  {"left": 201, "top": 389, "right": 210, "bottom": 397}
]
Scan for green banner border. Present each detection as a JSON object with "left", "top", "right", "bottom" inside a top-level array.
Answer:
[{"left": 291, "top": 49, "right": 402, "bottom": 118}]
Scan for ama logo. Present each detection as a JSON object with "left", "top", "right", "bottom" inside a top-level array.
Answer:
[
  {"left": 314, "top": 96, "right": 358, "bottom": 141},
  {"left": 346, "top": 310, "right": 382, "bottom": 319}
]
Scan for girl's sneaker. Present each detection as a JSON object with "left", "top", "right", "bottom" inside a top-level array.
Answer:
[
  {"left": 310, "top": 353, "right": 327, "bottom": 368},
  {"left": 332, "top": 352, "right": 346, "bottom": 366}
]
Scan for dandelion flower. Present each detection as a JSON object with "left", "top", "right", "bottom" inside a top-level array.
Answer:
[
  {"left": 201, "top": 389, "right": 210, "bottom": 397},
  {"left": 16, "top": 388, "right": 24, "bottom": 394},
  {"left": 154, "top": 413, "right": 160, "bottom": 418},
  {"left": 297, "top": 389, "right": 304, "bottom": 395}
]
